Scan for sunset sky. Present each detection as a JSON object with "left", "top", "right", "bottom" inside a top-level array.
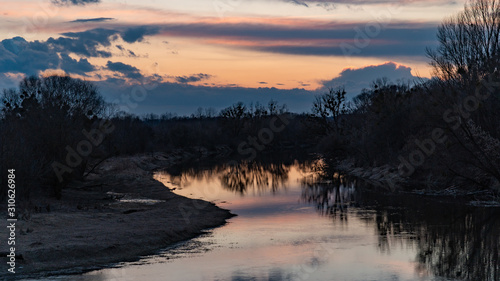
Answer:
[{"left": 0, "top": 0, "right": 466, "bottom": 115}]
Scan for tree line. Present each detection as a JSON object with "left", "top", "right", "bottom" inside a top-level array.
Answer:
[
  {"left": 1, "top": 0, "right": 499, "bottom": 201},
  {"left": 0, "top": 79, "right": 313, "bottom": 200}
]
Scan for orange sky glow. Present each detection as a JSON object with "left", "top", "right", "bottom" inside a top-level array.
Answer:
[{"left": 0, "top": 0, "right": 468, "bottom": 114}]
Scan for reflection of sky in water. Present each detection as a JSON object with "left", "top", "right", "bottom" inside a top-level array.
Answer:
[{"left": 31, "top": 161, "right": 496, "bottom": 281}]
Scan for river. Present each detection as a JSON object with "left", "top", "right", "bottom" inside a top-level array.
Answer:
[{"left": 32, "top": 158, "right": 499, "bottom": 281}]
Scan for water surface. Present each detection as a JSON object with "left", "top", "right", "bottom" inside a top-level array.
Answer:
[{"left": 33, "top": 159, "right": 500, "bottom": 281}]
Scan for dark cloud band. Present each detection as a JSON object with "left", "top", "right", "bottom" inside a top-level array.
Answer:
[
  {"left": 0, "top": 27, "right": 160, "bottom": 76},
  {"left": 69, "top": 18, "right": 114, "bottom": 23},
  {"left": 52, "top": 0, "right": 100, "bottom": 6},
  {"left": 175, "top": 73, "right": 213, "bottom": 83}
]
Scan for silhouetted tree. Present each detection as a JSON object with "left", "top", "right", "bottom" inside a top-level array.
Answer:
[
  {"left": 311, "top": 87, "right": 348, "bottom": 133},
  {"left": 427, "top": 0, "right": 500, "bottom": 87},
  {"left": 219, "top": 102, "right": 247, "bottom": 136},
  {"left": 0, "top": 75, "right": 107, "bottom": 199}
]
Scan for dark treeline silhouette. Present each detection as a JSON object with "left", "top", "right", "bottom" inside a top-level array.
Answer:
[
  {"left": 0, "top": 77, "right": 313, "bottom": 201},
  {"left": 314, "top": 0, "right": 500, "bottom": 195},
  {"left": 313, "top": 77, "right": 500, "bottom": 193},
  {"left": 1, "top": 0, "right": 500, "bottom": 202},
  {"left": 0, "top": 76, "right": 107, "bottom": 200}
]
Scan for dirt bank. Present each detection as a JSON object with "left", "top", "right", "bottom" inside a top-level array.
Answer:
[
  {"left": 334, "top": 159, "right": 500, "bottom": 206},
  {"left": 0, "top": 152, "right": 235, "bottom": 280}
]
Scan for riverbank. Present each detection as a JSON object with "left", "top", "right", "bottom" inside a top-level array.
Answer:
[
  {"left": 333, "top": 159, "right": 500, "bottom": 207},
  {"left": 0, "top": 152, "right": 235, "bottom": 280}
]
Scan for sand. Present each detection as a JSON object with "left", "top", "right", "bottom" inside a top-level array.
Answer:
[{"left": 0, "top": 152, "right": 235, "bottom": 280}]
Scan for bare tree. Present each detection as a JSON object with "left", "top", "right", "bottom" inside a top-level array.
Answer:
[
  {"left": 427, "top": 0, "right": 500, "bottom": 86},
  {"left": 219, "top": 102, "right": 247, "bottom": 135},
  {"left": 311, "top": 87, "right": 347, "bottom": 133},
  {"left": 425, "top": 1, "right": 500, "bottom": 191}
]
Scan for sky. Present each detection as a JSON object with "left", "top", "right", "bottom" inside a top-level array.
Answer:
[{"left": 0, "top": 0, "right": 466, "bottom": 115}]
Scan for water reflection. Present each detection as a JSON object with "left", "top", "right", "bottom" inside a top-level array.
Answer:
[
  {"left": 161, "top": 157, "right": 500, "bottom": 281},
  {"left": 302, "top": 174, "right": 500, "bottom": 281},
  {"left": 40, "top": 157, "right": 500, "bottom": 281},
  {"left": 157, "top": 158, "right": 297, "bottom": 195},
  {"left": 301, "top": 178, "right": 355, "bottom": 221},
  {"left": 161, "top": 158, "right": 500, "bottom": 281},
  {"left": 220, "top": 162, "right": 289, "bottom": 194},
  {"left": 413, "top": 204, "right": 499, "bottom": 280}
]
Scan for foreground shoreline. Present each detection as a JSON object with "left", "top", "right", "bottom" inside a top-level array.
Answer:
[{"left": 0, "top": 152, "right": 235, "bottom": 280}]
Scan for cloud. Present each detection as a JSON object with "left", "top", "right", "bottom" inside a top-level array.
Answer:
[
  {"left": 121, "top": 26, "right": 161, "bottom": 43},
  {"left": 315, "top": 2, "right": 337, "bottom": 10},
  {"left": 288, "top": 0, "right": 309, "bottom": 7},
  {"left": 38, "top": 19, "right": 435, "bottom": 58},
  {"left": 281, "top": 0, "right": 456, "bottom": 5},
  {"left": 0, "top": 73, "right": 25, "bottom": 90},
  {"left": 0, "top": 37, "right": 96, "bottom": 76},
  {"left": 0, "top": 26, "right": 161, "bottom": 77},
  {"left": 8, "top": 19, "right": 436, "bottom": 60},
  {"left": 321, "top": 61, "right": 426, "bottom": 98},
  {"left": 69, "top": 17, "right": 114, "bottom": 23},
  {"left": 52, "top": 0, "right": 100, "bottom": 5},
  {"left": 106, "top": 61, "right": 143, "bottom": 80},
  {"left": 174, "top": 73, "right": 213, "bottom": 83},
  {"left": 96, "top": 79, "right": 315, "bottom": 116},
  {"left": 60, "top": 53, "right": 95, "bottom": 75},
  {"left": 51, "top": 28, "right": 120, "bottom": 58},
  {"left": 149, "top": 21, "right": 437, "bottom": 57},
  {"left": 0, "top": 37, "right": 60, "bottom": 75},
  {"left": 115, "top": 45, "right": 138, "bottom": 57},
  {"left": 52, "top": 27, "right": 158, "bottom": 58}
]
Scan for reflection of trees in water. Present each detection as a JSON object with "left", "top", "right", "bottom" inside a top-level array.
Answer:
[
  {"left": 297, "top": 158, "right": 330, "bottom": 185},
  {"left": 301, "top": 173, "right": 357, "bottom": 221},
  {"left": 220, "top": 162, "right": 289, "bottom": 194},
  {"left": 302, "top": 173, "right": 500, "bottom": 281},
  {"left": 299, "top": 159, "right": 360, "bottom": 221},
  {"left": 413, "top": 207, "right": 499, "bottom": 280},
  {"left": 164, "top": 162, "right": 227, "bottom": 188},
  {"left": 160, "top": 158, "right": 301, "bottom": 194},
  {"left": 360, "top": 194, "right": 499, "bottom": 280},
  {"left": 161, "top": 158, "right": 500, "bottom": 281}
]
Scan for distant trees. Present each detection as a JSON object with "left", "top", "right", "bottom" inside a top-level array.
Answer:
[
  {"left": 191, "top": 107, "right": 217, "bottom": 119},
  {"left": 105, "top": 114, "right": 154, "bottom": 155},
  {"left": 218, "top": 100, "right": 290, "bottom": 137},
  {"left": 219, "top": 102, "right": 247, "bottom": 136},
  {"left": 219, "top": 102, "right": 247, "bottom": 119},
  {"left": 8, "top": 2, "right": 500, "bottom": 206},
  {"left": 311, "top": 88, "right": 348, "bottom": 133}
]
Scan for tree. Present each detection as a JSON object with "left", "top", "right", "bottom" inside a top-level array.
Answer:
[
  {"left": 219, "top": 102, "right": 247, "bottom": 135},
  {"left": 0, "top": 75, "right": 107, "bottom": 199},
  {"left": 268, "top": 99, "right": 278, "bottom": 115},
  {"left": 426, "top": 0, "right": 500, "bottom": 191},
  {"left": 311, "top": 87, "right": 348, "bottom": 133},
  {"left": 427, "top": 0, "right": 500, "bottom": 86},
  {"left": 219, "top": 102, "right": 247, "bottom": 119}
]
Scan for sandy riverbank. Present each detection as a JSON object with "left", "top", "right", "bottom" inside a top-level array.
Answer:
[{"left": 0, "top": 152, "right": 235, "bottom": 280}]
